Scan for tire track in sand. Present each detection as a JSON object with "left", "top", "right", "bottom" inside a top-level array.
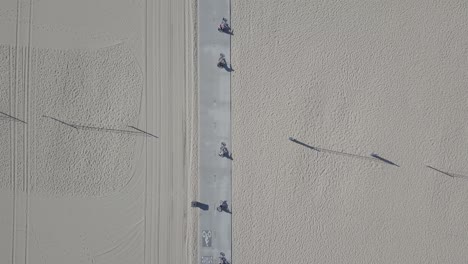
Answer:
[
  {"left": 144, "top": 0, "right": 188, "bottom": 263},
  {"left": 11, "top": 0, "right": 21, "bottom": 261},
  {"left": 23, "top": 0, "right": 34, "bottom": 262}
]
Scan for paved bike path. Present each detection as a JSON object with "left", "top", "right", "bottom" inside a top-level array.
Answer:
[{"left": 199, "top": 0, "right": 232, "bottom": 263}]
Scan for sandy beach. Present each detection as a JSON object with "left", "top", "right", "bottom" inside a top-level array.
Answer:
[
  {"left": 0, "top": 0, "right": 191, "bottom": 263},
  {"left": 231, "top": 1, "right": 468, "bottom": 263},
  {"left": 2, "top": 0, "right": 468, "bottom": 263}
]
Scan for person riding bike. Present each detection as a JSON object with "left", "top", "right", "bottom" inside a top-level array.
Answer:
[
  {"left": 218, "top": 18, "right": 229, "bottom": 32},
  {"left": 217, "top": 54, "right": 227, "bottom": 68}
]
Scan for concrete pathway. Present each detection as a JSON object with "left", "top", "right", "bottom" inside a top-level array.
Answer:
[{"left": 198, "top": 0, "right": 232, "bottom": 263}]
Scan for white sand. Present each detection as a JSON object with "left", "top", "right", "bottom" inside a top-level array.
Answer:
[
  {"left": 232, "top": 1, "right": 468, "bottom": 263},
  {"left": 186, "top": 0, "right": 200, "bottom": 263},
  {"left": 0, "top": 0, "right": 191, "bottom": 263},
  {"left": 0, "top": 44, "right": 143, "bottom": 197}
]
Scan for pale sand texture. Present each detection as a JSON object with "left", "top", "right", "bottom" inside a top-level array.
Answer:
[
  {"left": 0, "top": 0, "right": 192, "bottom": 263},
  {"left": 232, "top": 1, "right": 468, "bottom": 263},
  {"left": 186, "top": 0, "right": 200, "bottom": 264},
  {"left": 0, "top": 44, "right": 143, "bottom": 197}
]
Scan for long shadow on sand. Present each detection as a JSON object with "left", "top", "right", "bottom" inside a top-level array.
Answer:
[
  {"left": 289, "top": 137, "right": 399, "bottom": 167},
  {"left": 0, "top": 111, "right": 27, "bottom": 124},
  {"left": 42, "top": 115, "right": 158, "bottom": 138},
  {"left": 370, "top": 153, "right": 400, "bottom": 167},
  {"left": 426, "top": 165, "right": 468, "bottom": 180}
]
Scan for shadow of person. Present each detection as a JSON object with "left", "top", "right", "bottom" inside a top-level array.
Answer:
[
  {"left": 218, "top": 201, "right": 232, "bottom": 214},
  {"left": 223, "top": 64, "right": 234, "bottom": 72},
  {"left": 220, "top": 152, "right": 233, "bottom": 160},
  {"left": 221, "top": 26, "right": 234, "bottom": 35},
  {"left": 223, "top": 207, "right": 232, "bottom": 214}
]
